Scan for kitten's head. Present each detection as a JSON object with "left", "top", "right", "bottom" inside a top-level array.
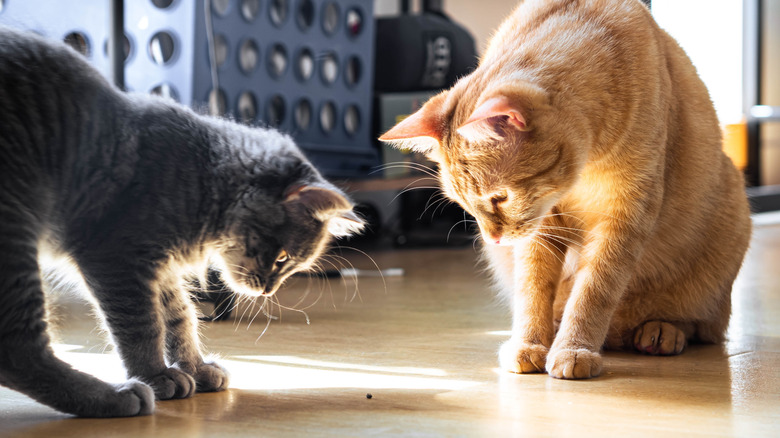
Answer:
[
  {"left": 380, "top": 79, "right": 583, "bottom": 245},
  {"left": 216, "top": 181, "right": 363, "bottom": 297}
]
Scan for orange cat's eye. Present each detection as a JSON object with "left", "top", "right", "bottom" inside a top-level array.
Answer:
[{"left": 276, "top": 250, "right": 289, "bottom": 265}]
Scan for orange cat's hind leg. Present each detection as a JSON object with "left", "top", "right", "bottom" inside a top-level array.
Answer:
[{"left": 633, "top": 321, "right": 688, "bottom": 355}]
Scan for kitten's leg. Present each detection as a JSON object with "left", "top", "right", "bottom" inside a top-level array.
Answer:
[
  {"left": 77, "top": 258, "right": 197, "bottom": 400},
  {"left": 490, "top": 225, "right": 569, "bottom": 374},
  {"left": 0, "top": 238, "right": 153, "bottom": 417},
  {"left": 160, "top": 285, "right": 229, "bottom": 392}
]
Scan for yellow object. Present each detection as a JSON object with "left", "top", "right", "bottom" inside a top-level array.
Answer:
[{"left": 723, "top": 120, "right": 748, "bottom": 170}]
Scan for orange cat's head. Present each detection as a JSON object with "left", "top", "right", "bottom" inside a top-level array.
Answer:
[{"left": 381, "top": 79, "right": 585, "bottom": 245}]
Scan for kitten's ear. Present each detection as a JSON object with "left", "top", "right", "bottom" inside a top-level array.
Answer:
[
  {"left": 327, "top": 210, "right": 365, "bottom": 237},
  {"left": 456, "top": 95, "right": 527, "bottom": 143},
  {"left": 378, "top": 93, "right": 447, "bottom": 153},
  {"left": 284, "top": 185, "right": 365, "bottom": 237},
  {"left": 284, "top": 185, "right": 351, "bottom": 211}
]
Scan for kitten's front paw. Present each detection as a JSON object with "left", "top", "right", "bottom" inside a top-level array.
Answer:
[
  {"left": 546, "top": 347, "right": 602, "bottom": 379},
  {"left": 111, "top": 379, "right": 155, "bottom": 416},
  {"left": 145, "top": 366, "right": 196, "bottom": 400},
  {"left": 499, "top": 339, "right": 548, "bottom": 374},
  {"left": 194, "top": 360, "right": 230, "bottom": 392}
]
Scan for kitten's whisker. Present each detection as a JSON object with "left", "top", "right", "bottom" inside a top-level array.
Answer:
[
  {"left": 272, "top": 296, "right": 311, "bottom": 325},
  {"left": 224, "top": 263, "right": 251, "bottom": 274},
  {"left": 211, "top": 292, "right": 239, "bottom": 321},
  {"left": 332, "top": 245, "right": 386, "bottom": 295},
  {"left": 296, "top": 266, "right": 325, "bottom": 311},
  {"left": 322, "top": 254, "right": 361, "bottom": 303},
  {"left": 246, "top": 299, "right": 265, "bottom": 331},
  {"left": 255, "top": 299, "right": 274, "bottom": 344}
]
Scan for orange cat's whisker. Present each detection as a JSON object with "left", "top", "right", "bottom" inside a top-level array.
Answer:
[
  {"left": 420, "top": 195, "right": 451, "bottom": 220},
  {"left": 372, "top": 161, "right": 439, "bottom": 178},
  {"left": 531, "top": 235, "right": 568, "bottom": 266},
  {"left": 447, "top": 220, "right": 478, "bottom": 243}
]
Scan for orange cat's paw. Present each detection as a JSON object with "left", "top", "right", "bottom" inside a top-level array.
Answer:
[
  {"left": 499, "top": 339, "right": 548, "bottom": 374},
  {"left": 546, "top": 348, "right": 602, "bottom": 379},
  {"left": 634, "top": 321, "right": 686, "bottom": 355}
]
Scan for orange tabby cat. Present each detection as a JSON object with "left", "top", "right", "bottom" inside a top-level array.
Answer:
[{"left": 380, "top": 0, "right": 751, "bottom": 379}]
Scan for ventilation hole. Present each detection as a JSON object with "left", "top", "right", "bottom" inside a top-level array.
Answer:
[
  {"left": 295, "top": 48, "right": 314, "bottom": 81},
  {"left": 266, "top": 95, "right": 286, "bottom": 127},
  {"left": 344, "top": 105, "right": 360, "bottom": 136},
  {"left": 214, "top": 34, "right": 228, "bottom": 68},
  {"left": 103, "top": 34, "right": 132, "bottom": 62},
  {"left": 345, "top": 8, "right": 363, "bottom": 37},
  {"left": 212, "top": 0, "right": 230, "bottom": 16},
  {"left": 267, "top": 43, "right": 288, "bottom": 78},
  {"left": 64, "top": 32, "right": 90, "bottom": 58},
  {"left": 320, "top": 101, "right": 336, "bottom": 134},
  {"left": 208, "top": 88, "right": 227, "bottom": 116},
  {"left": 150, "top": 83, "right": 179, "bottom": 102},
  {"left": 344, "top": 56, "right": 361, "bottom": 87},
  {"left": 296, "top": 0, "right": 314, "bottom": 30},
  {"left": 239, "top": 39, "right": 259, "bottom": 74},
  {"left": 320, "top": 52, "right": 338, "bottom": 85},
  {"left": 322, "top": 2, "right": 339, "bottom": 36},
  {"left": 237, "top": 92, "right": 258, "bottom": 123},
  {"left": 269, "top": 0, "right": 288, "bottom": 27},
  {"left": 241, "top": 0, "right": 260, "bottom": 21},
  {"left": 151, "top": 0, "right": 175, "bottom": 8},
  {"left": 294, "top": 99, "right": 312, "bottom": 131},
  {"left": 149, "top": 31, "right": 176, "bottom": 65}
]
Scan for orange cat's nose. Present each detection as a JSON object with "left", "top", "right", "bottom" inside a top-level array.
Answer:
[{"left": 484, "top": 231, "right": 503, "bottom": 245}]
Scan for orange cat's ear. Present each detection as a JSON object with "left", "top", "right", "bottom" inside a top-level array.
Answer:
[
  {"left": 456, "top": 96, "right": 527, "bottom": 142},
  {"left": 379, "top": 94, "right": 446, "bottom": 153}
]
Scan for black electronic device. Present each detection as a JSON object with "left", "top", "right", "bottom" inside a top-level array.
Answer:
[{"left": 374, "top": 0, "right": 477, "bottom": 92}]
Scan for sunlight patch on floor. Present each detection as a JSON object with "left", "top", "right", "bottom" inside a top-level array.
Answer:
[
  {"left": 49, "top": 343, "right": 479, "bottom": 392},
  {"left": 225, "top": 356, "right": 478, "bottom": 391},
  {"left": 486, "top": 330, "right": 511, "bottom": 336},
  {"left": 231, "top": 355, "right": 448, "bottom": 376}
]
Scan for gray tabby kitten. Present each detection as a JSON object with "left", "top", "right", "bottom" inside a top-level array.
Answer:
[{"left": 0, "top": 27, "right": 363, "bottom": 417}]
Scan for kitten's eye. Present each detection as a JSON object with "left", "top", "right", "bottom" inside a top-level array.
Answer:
[{"left": 275, "top": 250, "right": 289, "bottom": 265}]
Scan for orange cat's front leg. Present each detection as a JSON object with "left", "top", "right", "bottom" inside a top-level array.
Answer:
[
  {"left": 545, "top": 223, "right": 639, "bottom": 379},
  {"left": 488, "top": 227, "right": 568, "bottom": 374}
]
